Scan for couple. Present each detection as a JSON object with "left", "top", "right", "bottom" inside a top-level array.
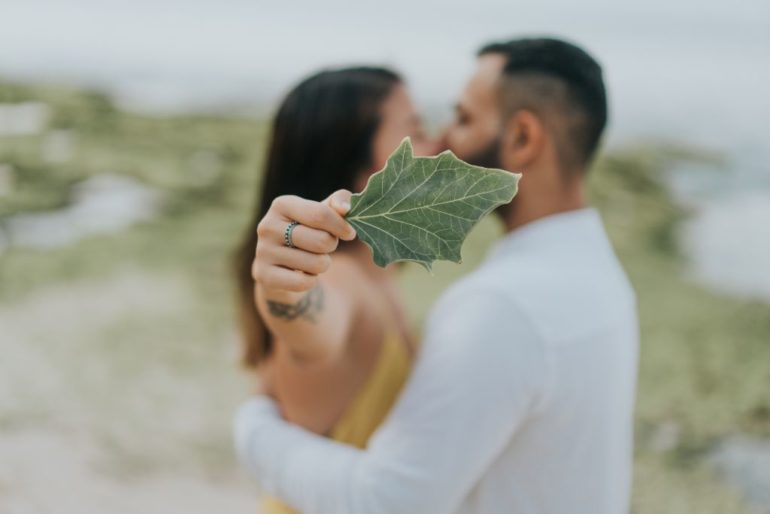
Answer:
[{"left": 232, "top": 37, "right": 639, "bottom": 514}]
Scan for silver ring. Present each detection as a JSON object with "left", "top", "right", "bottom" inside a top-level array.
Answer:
[{"left": 284, "top": 221, "right": 299, "bottom": 248}]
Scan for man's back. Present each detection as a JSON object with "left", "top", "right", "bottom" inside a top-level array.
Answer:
[
  {"left": 441, "top": 208, "right": 638, "bottom": 513},
  {"left": 233, "top": 207, "right": 638, "bottom": 514}
]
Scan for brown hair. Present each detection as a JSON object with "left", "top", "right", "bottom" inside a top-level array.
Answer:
[{"left": 232, "top": 66, "right": 401, "bottom": 368}]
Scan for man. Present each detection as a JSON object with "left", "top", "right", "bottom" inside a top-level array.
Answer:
[{"left": 235, "top": 37, "right": 639, "bottom": 514}]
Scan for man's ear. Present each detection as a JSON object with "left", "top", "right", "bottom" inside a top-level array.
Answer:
[{"left": 500, "top": 110, "right": 544, "bottom": 171}]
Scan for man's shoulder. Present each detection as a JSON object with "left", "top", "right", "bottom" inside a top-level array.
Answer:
[
  {"left": 431, "top": 247, "right": 636, "bottom": 345},
  {"left": 436, "top": 253, "right": 550, "bottom": 306},
  {"left": 436, "top": 267, "right": 509, "bottom": 304},
  {"left": 427, "top": 265, "right": 529, "bottom": 328}
]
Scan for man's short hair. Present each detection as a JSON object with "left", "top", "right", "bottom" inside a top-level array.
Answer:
[{"left": 479, "top": 37, "right": 608, "bottom": 172}]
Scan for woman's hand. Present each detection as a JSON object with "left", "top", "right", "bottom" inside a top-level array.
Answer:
[
  {"left": 252, "top": 190, "right": 359, "bottom": 361},
  {"left": 252, "top": 190, "right": 356, "bottom": 299}
]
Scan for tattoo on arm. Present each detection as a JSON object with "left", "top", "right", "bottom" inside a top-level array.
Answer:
[{"left": 266, "top": 285, "right": 324, "bottom": 323}]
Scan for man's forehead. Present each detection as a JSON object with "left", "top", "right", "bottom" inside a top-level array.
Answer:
[
  {"left": 459, "top": 54, "right": 506, "bottom": 110},
  {"left": 474, "top": 54, "right": 507, "bottom": 85}
]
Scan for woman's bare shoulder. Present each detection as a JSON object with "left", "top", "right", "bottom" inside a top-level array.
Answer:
[{"left": 326, "top": 252, "right": 370, "bottom": 290}]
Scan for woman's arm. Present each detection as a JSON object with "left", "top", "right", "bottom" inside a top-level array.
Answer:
[
  {"left": 235, "top": 287, "right": 550, "bottom": 514},
  {"left": 252, "top": 191, "right": 358, "bottom": 363}
]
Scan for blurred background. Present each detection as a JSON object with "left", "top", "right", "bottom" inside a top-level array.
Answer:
[{"left": 0, "top": 0, "right": 768, "bottom": 513}]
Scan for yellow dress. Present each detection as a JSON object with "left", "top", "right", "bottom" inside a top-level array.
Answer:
[{"left": 258, "top": 330, "right": 412, "bottom": 514}]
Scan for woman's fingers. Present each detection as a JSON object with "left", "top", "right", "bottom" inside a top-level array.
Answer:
[
  {"left": 289, "top": 224, "right": 339, "bottom": 254},
  {"left": 326, "top": 189, "right": 353, "bottom": 217},
  {"left": 252, "top": 193, "right": 358, "bottom": 295},
  {"left": 259, "top": 218, "right": 339, "bottom": 254},
  {"left": 255, "top": 265, "right": 317, "bottom": 293},
  {"left": 272, "top": 195, "right": 356, "bottom": 241},
  {"left": 257, "top": 244, "right": 332, "bottom": 276}
]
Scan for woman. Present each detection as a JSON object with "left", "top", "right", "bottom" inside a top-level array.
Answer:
[{"left": 233, "top": 67, "right": 437, "bottom": 513}]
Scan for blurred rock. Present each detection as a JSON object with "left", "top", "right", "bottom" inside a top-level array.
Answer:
[
  {"left": 683, "top": 191, "right": 770, "bottom": 304},
  {"left": 669, "top": 155, "right": 770, "bottom": 304},
  {"left": 4, "top": 174, "right": 162, "bottom": 250},
  {"left": 0, "top": 102, "right": 50, "bottom": 136},
  {"left": 710, "top": 435, "right": 770, "bottom": 510}
]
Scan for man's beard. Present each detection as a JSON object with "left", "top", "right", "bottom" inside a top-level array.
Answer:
[
  {"left": 464, "top": 135, "right": 516, "bottom": 220},
  {"left": 464, "top": 135, "right": 502, "bottom": 170}
]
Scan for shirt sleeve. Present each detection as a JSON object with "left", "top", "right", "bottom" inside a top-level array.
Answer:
[{"left": 234, "top": 284, "right": 551, "bottom": 514}]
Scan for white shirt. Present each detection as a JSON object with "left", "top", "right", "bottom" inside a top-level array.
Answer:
[{"left": 234, "top": 208, "right": 639, "bottom": 514}]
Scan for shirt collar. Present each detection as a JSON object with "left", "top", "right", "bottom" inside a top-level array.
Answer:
[{"left": 485, "top": 207, "right": 603, "bottom": 262}]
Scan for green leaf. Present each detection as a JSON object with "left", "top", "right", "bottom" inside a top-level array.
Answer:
[{"left": 346, "top": 137, "right": 520, "bottom": 271}]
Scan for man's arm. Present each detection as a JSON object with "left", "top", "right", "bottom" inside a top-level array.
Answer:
[{"left": 235, "top": 285, "right": 551, "bottom": 514}]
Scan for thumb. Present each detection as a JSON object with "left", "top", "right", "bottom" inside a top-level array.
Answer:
[
  {"left": 326, "top": 189, "right": 353, "bottom": 216},
  {"left": 324, "top": 189, "right": 356, "bottom": 241}
]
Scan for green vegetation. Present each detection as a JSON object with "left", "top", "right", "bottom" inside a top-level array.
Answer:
[
  {"left": 1, "top": 80, "right": 768, "bottom": 512},
  {"left": 347, "top": 137, "right": 518, "bottom": 269}
]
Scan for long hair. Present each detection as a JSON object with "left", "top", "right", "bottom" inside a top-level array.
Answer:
[{"left": 232, "top": 66, "right": 401, "bottom": 368}]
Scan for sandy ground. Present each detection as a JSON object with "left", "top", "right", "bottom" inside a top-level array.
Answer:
[
  {"left": 0, "top": 430, "right": 254, "bottom": 514},
  {"left": 0, "top": 271, "right": 257, "bottom": 514}
]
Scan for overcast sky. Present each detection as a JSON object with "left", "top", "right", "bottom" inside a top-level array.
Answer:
[{"left": 1, "top": 0, "right": 768, "bottom": 150}]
